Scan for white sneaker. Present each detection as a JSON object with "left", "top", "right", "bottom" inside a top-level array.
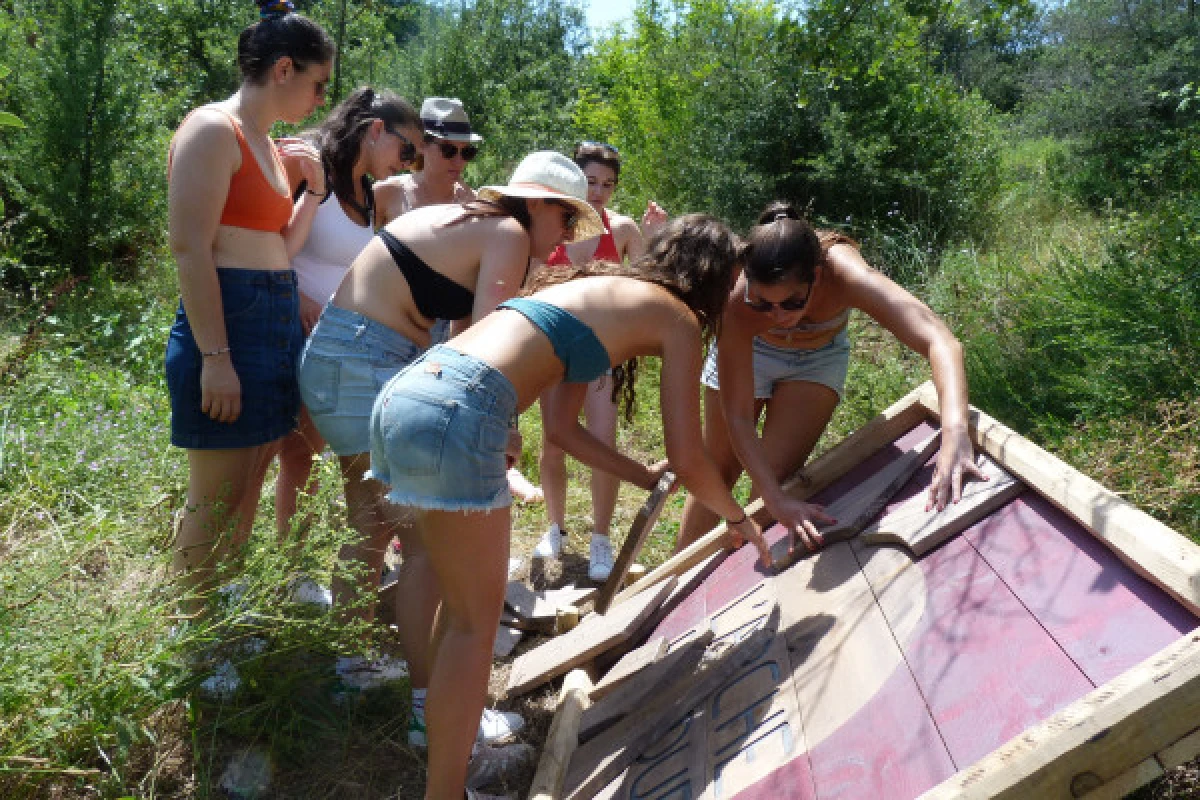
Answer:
[
  {"left": 465, "top": 742, "right": 535, "bottom": 790},
  {"left": 588, "top": 534, "right": 615, "bottom": 582},
  {"left": 507, "top": 557, "right": 523, "bottom": 579},
  {"left": 477, "top": 707, "right": 525, "bottom": 745},
  {"left": 335, "top": 654, "right": 409, "bottom": 691},
  {"left": 465, "top": 789, "right": 512, "bottom": 800},
  {"left": 533, "top": 524, "right": 563, "bottom": 559}
]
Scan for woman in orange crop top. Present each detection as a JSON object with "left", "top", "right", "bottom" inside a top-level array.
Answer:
[
  {"left": 164, "top": 0, "right": 334, "bottom": 619},
  {"left": 675, "top": 201, "right": 982, "bottom": 558},
  {"left": 532, "top": 141, "right": 671, "bottom": 584}
]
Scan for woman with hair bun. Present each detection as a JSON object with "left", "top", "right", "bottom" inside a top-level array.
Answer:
[
  {"left": 272, "top": 86, "right": 423, "bottom": 542},
  {"left": 676, "top": 202, "right": 983, "bottom": 556},
  {"left": 165, "top": 0, "right": 334, "bottom": 615}
]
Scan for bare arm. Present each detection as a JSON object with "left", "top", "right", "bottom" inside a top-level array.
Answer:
[
  {"left": 660, "top": 315, "right": 771, "bottom": 566},
  {"left": 275, "top": 138, "right": 326, "bottom": 259},
  {"left": 469, "top": 220, "right": 530, "bottom": 323},
  {"left": 541, "top": 382, "right": 660, "bottom": 489},
  {"left": 168, "top": 110, "right": 242, "bottom": 423},
  {"left": 832, "top": 244, "right": 981, "bottom": 508}
]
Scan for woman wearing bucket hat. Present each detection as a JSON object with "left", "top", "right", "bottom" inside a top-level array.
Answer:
[
  {"left": 368, "top": 213, "right": 772, "bottom": 800},
  {"left": 296, "top": 150, "right": 599, "bottom": 768},
  {"left": 675, "top": 201, "right": 981, "bottom": 558}
]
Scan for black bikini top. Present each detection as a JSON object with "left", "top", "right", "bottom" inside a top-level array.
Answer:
[{"left": 378, "top": 229, "right": 475, "bottom": 321}]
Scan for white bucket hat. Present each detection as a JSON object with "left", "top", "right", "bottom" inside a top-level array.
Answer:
[
  {"left": 419, "top": 97, "right": 484, "bottom": 143},
  {"left": 478, "top": 151, "right": 605, "bottom": 242}
]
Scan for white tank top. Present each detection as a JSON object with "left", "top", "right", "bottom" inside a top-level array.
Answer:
[{"left": 291, "top": 195, "right": 374, "bottom": 304}]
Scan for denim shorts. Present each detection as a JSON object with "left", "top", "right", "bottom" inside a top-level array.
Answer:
[
  {"left": 368, "top": 345, "right": 517, "bottom": 512},
  {"left": 702, "top": 327, "right": 851, "bottom": 400},
  {"left": 297, "top": 304, "right": 425, "bottom": 456},
  {"left": 165, "top": 268, "right": 302, "bottom": 449}
]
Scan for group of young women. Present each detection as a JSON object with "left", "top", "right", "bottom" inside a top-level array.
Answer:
[{"left": 164, "top": 3, "right": 982, "bottom": 799}]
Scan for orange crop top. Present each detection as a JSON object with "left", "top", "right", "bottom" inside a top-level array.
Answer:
[{"left": 170, "top": 107, "right": 293, "bottom": 234}]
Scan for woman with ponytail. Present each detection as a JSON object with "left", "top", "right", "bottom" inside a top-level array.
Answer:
[
  {"left": 676, "top": 202, "right": 983, "bottom": 556},
  {"left": 165, "top": 0, "right": 333, "bottom": 619},
  {"left": 273, "top": 87, "right": 423, "bottom": 542}
]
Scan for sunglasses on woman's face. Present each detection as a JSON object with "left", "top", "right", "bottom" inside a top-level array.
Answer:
[
  {"left": 426, "top": 137, "right": 479, "bottom": 162},
  {"left": 743, "top": 283, "right": 811, "bottom": 313},
  {"left": 382, "top": 125, "right": 417, "bottom": 163},
  {"left": 549, "top": 200, "right": 579, "bottom": 237}
]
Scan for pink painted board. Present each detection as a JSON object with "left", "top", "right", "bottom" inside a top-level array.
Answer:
[
  {"left": 864, "top": 531, "right": 1096, "bottom": 768},
  {"left": 806, "top": 665, "right": 957, "bottom": 800},
  {"left": 728, "top": 755, "right": 818, "bottom": 800},
  {"left": 965, "top": 493, "right": 1198, "bottom": 686}
]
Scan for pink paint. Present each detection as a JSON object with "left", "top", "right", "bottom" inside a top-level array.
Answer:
[
  {"left": 807, "top": 665, "right": 957, "bottom": 799},
  {"left": 966, "top": 494, "right": 1198, "bottom": 686},
  {"left": 728, "top": 755, "right": 818, "bottom": 800}
]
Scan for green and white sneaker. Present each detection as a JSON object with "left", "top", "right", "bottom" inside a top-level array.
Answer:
[{"left": 407, "top": 712, "right": 428, "bottom": 748}]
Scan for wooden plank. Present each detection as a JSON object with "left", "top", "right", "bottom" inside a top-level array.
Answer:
[
  {"left": 594, "top": 470, "right": 676, "bottom": 614},
  {"left": 564, "top": 617, "right": 778, "bottom": 800},
  {"left": 636, "top": 549, "right": 728, "bottom": 646},
  {"left": 860, "top": 455, "right": 1024, "bottom": 556},
  {"left": 610, "top": 382, "right": 933, "bottom": 607},
  {"left": 590, "top": 636, "right": 668, "bottom": 701},
  {"left": 912, "top": 630, "right": 1200, "bottom": 797},
  {"left": 528, "top": 669, "right": 594, "bottom": 800},
  {"left": 579, "top": 628, "right": 715, "bottom": 742},
  {"left": 965, "top": 493, "right": 1198, "bottom": 687},
  {"left": 918, "top": 384, "right": 1200, "bottom": 616},
  {"left": 1077, "top": 757, "right": 1164, "bottom": 800},
  {"left": 775, "top": 539, "right": 957, "bottom": 798},
  {"left": 1157, "top": 725, "right": 1200, "bottom": 770},
  {"left": 505, "top": 577, "right": 678, "bottom": 698},
  {"left": 506, "top": 580, "right": 552, "bottom": 621}
]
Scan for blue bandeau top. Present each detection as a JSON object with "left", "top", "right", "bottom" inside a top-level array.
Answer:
[{"left": 497, "top": 297, "right": 611, "bottom": 383}]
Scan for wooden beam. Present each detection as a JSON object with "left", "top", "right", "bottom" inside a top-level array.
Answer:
[
  {"left": 917, "top": 385, "right": 1200, "bottom": 616},
  {"left": 1157, "top": 725, "right": 1200, "bottom": 770},
  {"left": 594, "top": 471, "right": 676, "bottom": 614},
  {"left": 528, "top": 669, "right": 593, "bottom": 800},
  {"left": 916, "top": 629, "right": 1200, "bottom": 800},
  {"left": 610, "top": 382, "right": 933, "bottom": 607},
  {"left": 1077, "top": 757, "right": 1163, "bottom": 800}
]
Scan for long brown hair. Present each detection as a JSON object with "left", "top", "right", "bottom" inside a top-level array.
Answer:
[
  {"left": 745, "top": 202, "right": 859, "bottom": 285},
  {"left": 526, "top": 213, "right": 743, "bottom": 420}
]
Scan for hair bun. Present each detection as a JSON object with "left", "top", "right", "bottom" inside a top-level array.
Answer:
[
  {"left": 257, "top": 0, "right": 294, "bottom": 19},
  {"left": 757, "top": 202, "right": 800, "bottom": 226}
]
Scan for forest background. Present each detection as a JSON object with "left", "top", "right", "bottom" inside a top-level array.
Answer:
[{"left": 0, "top": 0, "right": 1197, "bottom": 797}]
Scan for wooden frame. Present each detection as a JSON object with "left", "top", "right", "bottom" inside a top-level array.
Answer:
[{"left": 537, "top": 380, "right": 1200, "bottom": 799}]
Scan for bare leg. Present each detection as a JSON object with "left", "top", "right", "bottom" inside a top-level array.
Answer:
[
  {"left": 390, "top": 512, "right": 438, "bottom": 691},
  {"left": 275, "top": 406, "right": 325, "bottom": 540},
  {"left": 754, "top": 381, "right": 840, "bottom": 497},
  {"left": 334, "top": 452, "right": 397, "bottom": 623},
  {"left": 420, "top": 506, "right": 510, "bottom": 800},
  {"left": 584, "top": 378, "right": 620, "bottom": 538},
  {"left": 538, "top": 396, "right": 569, "bottom": 532},
  {"left": 675, "top": 388, "right": 761, "bottom": 552},
  {"left": 174, "top": 443, "right": 278, "bottom": 615}
]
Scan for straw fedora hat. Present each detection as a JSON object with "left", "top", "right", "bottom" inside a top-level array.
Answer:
[
  {"left": 478, "top": 151, "right": 604, "bottom": 242},
  {"left": 419, "top": 97, "right": 484, "bottom": 143}
]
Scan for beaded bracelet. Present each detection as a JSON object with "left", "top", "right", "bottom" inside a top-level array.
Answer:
[
  {"left": 201, "top": 346, "right": 231, "bottom": 358},
  {"left": 306, "top": 188, "right": 328, "bottom": 198}
]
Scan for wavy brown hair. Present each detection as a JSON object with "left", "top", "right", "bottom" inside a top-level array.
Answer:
[{"left": 526, "top": 213, "right": 743, "bottom": 420}]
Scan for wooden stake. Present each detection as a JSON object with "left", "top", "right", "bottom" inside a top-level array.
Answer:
[{"left": 527, "top": 669, "right": 593, "bottom": 800}]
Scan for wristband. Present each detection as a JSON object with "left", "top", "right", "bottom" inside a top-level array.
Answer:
[
  {"left": 201, "top": 346, "right": 231, "bottom": 358},
  {"left": 726, "top": 510, "right": 748, "bottom": 526},
  {"left": 306, "top": 188, "right": 328, "bottom": 198}
]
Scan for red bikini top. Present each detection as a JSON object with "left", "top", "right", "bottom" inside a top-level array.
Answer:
[{"left": 546, "top": 207, "right": 620, "bottom": 266}]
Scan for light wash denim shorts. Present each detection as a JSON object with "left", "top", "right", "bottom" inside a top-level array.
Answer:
[
  {"left": 297, "top": 304, "right": 424, "bottom": 456},
  {"left": 702, "top": 327, "right": 851, "bottom": 400},
  {"left": 368, "top": 345, "right": 517, "bottom": 512}
]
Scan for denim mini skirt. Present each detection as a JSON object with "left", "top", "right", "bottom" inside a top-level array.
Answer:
[
  {"left": 165, "top": 268, "right": 302, "bottom": 449},
  {"left": 702, "top": 327, "right": 851, "bottom": 400},
  {"left": 297, "top": 304, "right": 425, "bottom": 456},
  {"left": 368, "top": 345, "right": 517, "bottom": 512}
]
